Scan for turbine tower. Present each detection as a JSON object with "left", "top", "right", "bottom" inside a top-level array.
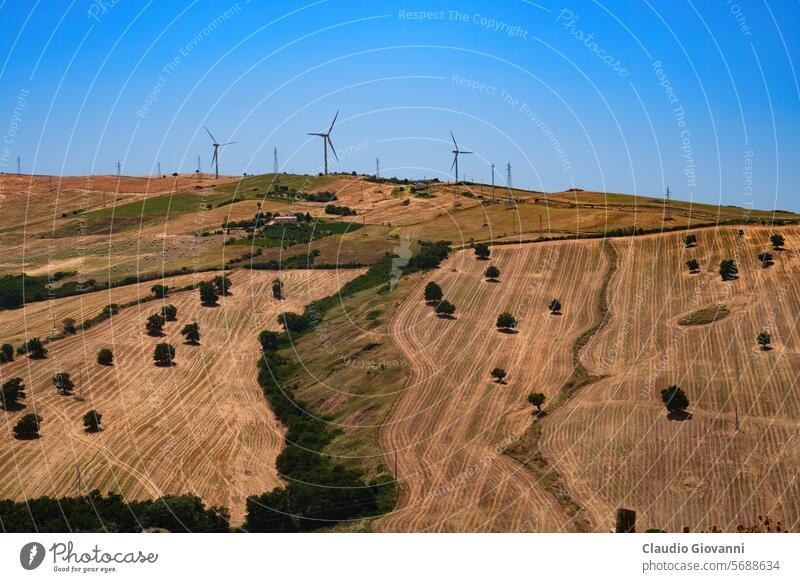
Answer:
[
  {"left": 273, "top": 147, "right": 278, "bottom": 174},
  {"left": 307, "top": 111, "right": 339, "bottom": 174},
  {"left": 449, "top": 132, "right": 471, "bottom": 183},
  {"left": 491, "top": 163, "right": 496, "bottom": 202},
  {"left": 204, "top": 126, "right": 236, "bottom": 180}
]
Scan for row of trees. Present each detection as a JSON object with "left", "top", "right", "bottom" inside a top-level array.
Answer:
[
  {"left": 1, "top": 407, "right": 102, "bottom": 440},
  {"left": 685, "top": 232, "right": 785, "bottom": 250},
  {"left": 199, "top": 276, "right": 233, "bottom": 306}
]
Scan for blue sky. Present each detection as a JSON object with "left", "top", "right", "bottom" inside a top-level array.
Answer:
[{"left": 0, "top": 0, "right": 798, "bottom": 210}]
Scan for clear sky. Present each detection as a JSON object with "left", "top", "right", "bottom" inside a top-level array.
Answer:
[{"left": 1, "top": 0, "right": 798, "bottom": 211}]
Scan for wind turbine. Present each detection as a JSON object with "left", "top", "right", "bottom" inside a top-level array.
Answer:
[
  {"left": 204, "top": 126, "right": 236, "bottom": 179},
  {"left": 449, "top": 131, "right": 471, "bottom": 183},
  {"left": 307, "top": 111, "right": 339, "bottom": 174}
]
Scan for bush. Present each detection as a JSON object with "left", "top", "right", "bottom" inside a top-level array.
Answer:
[
  {"left": 771, "top": 233, "right": 785, "bottom": 249},
  {"left": 548, "top": 299, "right": 562, "bottom": 314},
  {"left": 496, "top": 312, "right": 517, "bottom": 331},
  {"left": 97, "top": 348, "right": 114, "bottom": 366},
  {"left": 151, "top": 284, "right": 169, "bottom": 298},
  {"left": 161, "top": 304, "right": 178, "bottom": 321},
  {"left": 212, "top": 275, "right": 232, "bottom": 297},
  {"left": 684, "top": 234, "right": 697, "bottom": 247},
  {"left": 473, "top": 242, "right": 490, "bottom": 259},
  {"left": 62, "top": 318, "right": 77, "bottom": 335},
  {"left": 490, "top": 367, "right": 506, "bottom": 383},
  {"left": 528, "top": 392, "right": 546, "bottom": 412},
  {"left": 199, "top": 281, "right": 219, "bottom": 306},
  {"left": 146, "top": 313, "right": 166, "bottom": 336},
  {"left": 434, "top": 300, "right": 455, "bottom": 317},
  {"left": 258, "top": 330, "right": 283, "bottom": 352},
  {"left": 719, "top": 259, "right": 738, "bottom": 281},
  {"left": 181, "top": 323, "right": 200, "bottom": 345},
  {"left": 1, "top": 377, "right": 25, "bottom": 409},
  {"left": 757, "top": 331, "right": 771, "bottom": 350},
  {"left": 424, "top": 281, "right": 443, "bottom": 303},
  {"left": 13, "top": 413, "right": 42, "bottom": 439},
  {"left": 272, "top": 278, "right": 284, "bottom": 300},
  {"left": 101, "top": 304, "right": 120, "bottom": 317},
  {"left": 484, "top": 265, "right": 500, "bottom": 281},
  {"left": 277, "top": 312, "right": 310, "bottom": 334},
  {"left": 686, "top": 259, "right": 700, "bottom": 273},
  {"left": 0, "top": 343, "right": 13, "bottom": 363},
  {"left": 53, "top": 373, "right": 75, "bottom": 395}
]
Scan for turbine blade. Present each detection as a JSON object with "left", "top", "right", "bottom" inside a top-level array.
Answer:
[
  {"left": 461, "top": 150, "right": 473, "bottom": 154},
  {"left": 328, "top": 110, "right": 339, "bottom": 134},
  {"left": 204, "top": 126, "right": 217, "bottom": 143},
  {"left": 327, "top": 136, "right": 338, "bottom": 161},
  {"left": 220, "top": 141, "right": 237, "bottom": 146},
  {"left": 308, "top": 133, "right": 324, "bottom": 136},
  {"left": 450, "top": 154, "right": 457, "bottom": 171},
  {"left": 211, "top": 148, "right": 218, "bottom": 166},
  {"left": 450, "top": 131, "right": 457, "bottom": 148}
]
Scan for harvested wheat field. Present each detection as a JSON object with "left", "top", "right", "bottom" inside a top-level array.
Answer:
[
  {"left": 540, "top": 226, "right": 800, "bottom": 532},
  {"left": 0, "top": 267, "right": 364, "bottom": 524},
  {"left": 376, "top": 239, "right": 612, "bottom": 531}
]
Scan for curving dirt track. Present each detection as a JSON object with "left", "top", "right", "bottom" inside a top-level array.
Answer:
[
  {"left": 376, "top": 240, "right": 611, "bottom": 531},
  {"left": 0, "top": 268, "right": 364, "bottom": 524},
  {"left": 543, "top": 226, "right": 800, "bottom": 531}
]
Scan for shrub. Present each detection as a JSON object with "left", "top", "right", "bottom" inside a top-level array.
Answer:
[
  {"left": 97, "top": 348, "right": 114, "bottom": 366},
  {"left": 101, "top": 304, "right": 120, "bottom": 317},
  {"left": 757, "top": 331, "right": 771, "bottom": 351},
  {"left": 684, "top": 234, "right": 697, "bottom": 247},
  {"left": 272, "top": 278, "right": 284, "bottom": 300},
  {"left": 258, "top": 330, "right": 283, "bottom": 352},
  {"left": 151, "top": 284, "right": 169, "bottom": 298},
  {"left": 62, "top": 318, "right": 77, "bottom": 335},
  {"left": 771, "top": 233, "right": 785, "bottom": 249},
  {"left": 686, "top": 259, "right": 700, "bottom": 273},
  {"left": 548, "top": 299, "right": 562, "bottom": 314},
  {"left": 212, "top": 275, "right": 232, "bottom": 296},
  {"left": 1, "top": 377, "right": 25, "bottom": 409},
  {"left": 277, "top": 312, "right": 310, "bottom": 334},
  {"left": 496, "top": 312, "right": 517, "bottom": 331},
  {"left": 199, "top": 281, "right": 219, "bottom": 306},
  {"left": 0, "top": 343, "right": 13, "bottom": 363},
  {"left": 434, "top": 300, "right": 455, "bottom": 317},
  {"left": 719, "top": 259, "right": 738, "bottom": 281},
  {"left": 181, "top": 323, "right": 200, "bottom": 345},
  {"left": 53, "top": 373, "right": 75, "bottom": 395},
  {"left": 484, "top": 265, "right": 500, "bottom": 281},
  {"left": 161, "top": 304, "right": 178, "bottom": 321},
  {"left": 26, "top": 338, "right": 48, "bottom": 359},
  {"left": 146, "top": 313, "right": 166, "bottom": 336},
  {"left": 490, "top": 367, "right": 507, "bottom": 383},
  {"left": 473, "top": 242, "right": 490, "bottom": 260},
  {"left": 528, "top": 392, "right": 546, "bottom": 413},
  {"left": 424, "top": 281, "right": 443, "bottom": 303},
  {"left": 757, "top": 252, "right": 773, "bottom": 267}
]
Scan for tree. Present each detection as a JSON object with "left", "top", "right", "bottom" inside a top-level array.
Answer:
[
  {"left": 528, "top": 392, "right": 546, "bottom": 413},
  {"left": 181, "top": 323, "right": 201, "bottom": 345},
  {"left": 62, "top": 318, "right": 77, "bottom": 335},
  {"left": 0, "top": 343, "right": 13, "bottom": 363},
  {"left": 83, "top": 409, "right": 103, "bottom": 433},
  {"left": 490, "top": 367, "right": 507, "bottom": 383},
  {"left": 151, "top": 284, "right": 170, "bottom": 298},
  {"left": 101, "top": 304, "right": 120, "bottom": 317},
  {"left": 484, "top": 265, "right": 500, "bottom": 281},
  {"left": 53, "top": 372, "right": 75, "bottom": 395},
  {"left": 473, "top": 242, "right": 490, "bottom": 260},
  {"left": 277, "top": 312, "right": 310, "bottom": 334},
  {"left": 686, "top": 259, "right": 700, "bottom": 273},
  {"left": 146, "top": 313, "right": 166, "bottom": 336},
  {"left": 684, "top": 234, "right": 697, "bottom": 247},
  {"left": 259, "top": 330, "right": 282, "bottom": 352},
  {"left": 1, "top": 378, "right": 25, "bottom": 410},
  {"left": 96, "top": 348, "right": 114, "bottom": 366},
  {"left": 719, "top": 259, "right": 738, "bottom": 281},
  {"left": 199, "top": 281, "right": 219, "bottom": 306},
  {"left": 496, "top": 312, "right": 518, "bottom": 331},
  {"left": 757, "top": 331, "right": 771, "bottom": 351},
  {"left": 660, "top": 385, "right": 689, "bottom": 413},
  {"left": 13, "top": 413, "right": 42, "bottom": 439},
  {"left": 272, "top": 278, "right": 284, "bottom": 300},
  {"left": 423, "top": 281, "right": 443, "bottom": 303},
  {"left": 212, "top": 275, "right": 232, "bottom": 296},
  {"left": 757, "top": 252, "right": 774, "bottom": 268},
  {"left": 770, "top": 233, "right": 785, "bottom": 250},
  {"left": 26, "top": 337, "right": 48, "bottom": 359},
  {"left": 434, "top": 300, "right": 456, "bottom": 317},
  {"left": 548, "top": 299, "right": 562, "bottom": 315},
  {"left": 153, "top": 343, "right": 176, "bottom": 367},
  {"left": 161, "top": 304, "right": 178, "bottom": 321}
]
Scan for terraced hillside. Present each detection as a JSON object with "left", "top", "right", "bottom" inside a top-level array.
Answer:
[{"left": 0, "top": 268, "right": 364, "bottom": 524}]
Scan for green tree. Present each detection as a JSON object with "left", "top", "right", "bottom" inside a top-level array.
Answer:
[
  {"left": 101, "top": 304, "right": 120, "bottom": 317},
  {"left": 277, "top": 312, "right": 310, "bottom": 334},
  {"left": 1, "top": 377, "right": 25, "bottom": 410},
  {"left": 96, "top": 348, "right": 114, "bottom": 366},
  {"left": 272, "top": 278, "right": 284, "bottom": 300},
  {"left": 757, "top": 252, "right": 774, "bottom": 268},
  {"left": 528, "top": 392, "right": 546, "bottom": 413},
  {"left": 684, "top": 234, "right": 697, "bottom": 247},
  {"left": 53, "top": 372, "right": 75, "bottom": 395},
  {"left": 660, "top": 385, "right": 689, "bottom": 413},
  {"left": 719, "top": 259, "right": 738, "bottom": 281},
  {"left": 13, "top": 413, "right": 42, "bottom": 439},
  {"left": 548, "top": 299, "right": 562, "bottom": 314},
  {"left": 424, "top": 281, "right": 443, "bottom": 303},
  {"left": 496, "top": 312, "right": 518, "bottom": 331},
  {"left": 490, "top": 367, "right": 507, "bottom": 383},
  {"left": 258, "top": 330, "right": 282, "bottom": 352},
  {"left": 484, "top": 265, "right": 500, "bottom": 281},
  {"left": 0, "top": 343, "right": 13, "bottom": 363},
  {"left": 26, "top": 337, "right": 48, "bottom": 359},
  {"left": 151, "top": 284, "right": 170, "bottom": 298},
  {"left": 62, "top": 318, "right": 77, "bottom": 335},
  {"left": 83, "top": 409, "right": 103, "bottom": 433},
  {"left": 434, "top": 300, "right": 456, "bottom": 317},
  {"left": 686, "top": 259, "right": 700, "bottom": 273},
  {"left": 473, "top": 242, "right": 490, "bottom": 260},
  {"left": 153, "top": 343, "right": 176, "bottom": 367},
  {"left": 757, "top": 331, "right": 771, "bottom": 351},
  {"left": 770, "top": 233, "right": 785, "bottom": 250},
  {"left": 181, "top": 323, "right": 201, "bottom": 345},
  {"left": 146, "top": 313, "right": 166, "bottom": 336},
  {"left": 212, "top": 275, "right": 232, "bottom": 296},
  {"left": 161, "top": 304, "right": 178, "bottom": 321},
  {"left": 199, "top": 281, "right": 219, "bottom": 306}
]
